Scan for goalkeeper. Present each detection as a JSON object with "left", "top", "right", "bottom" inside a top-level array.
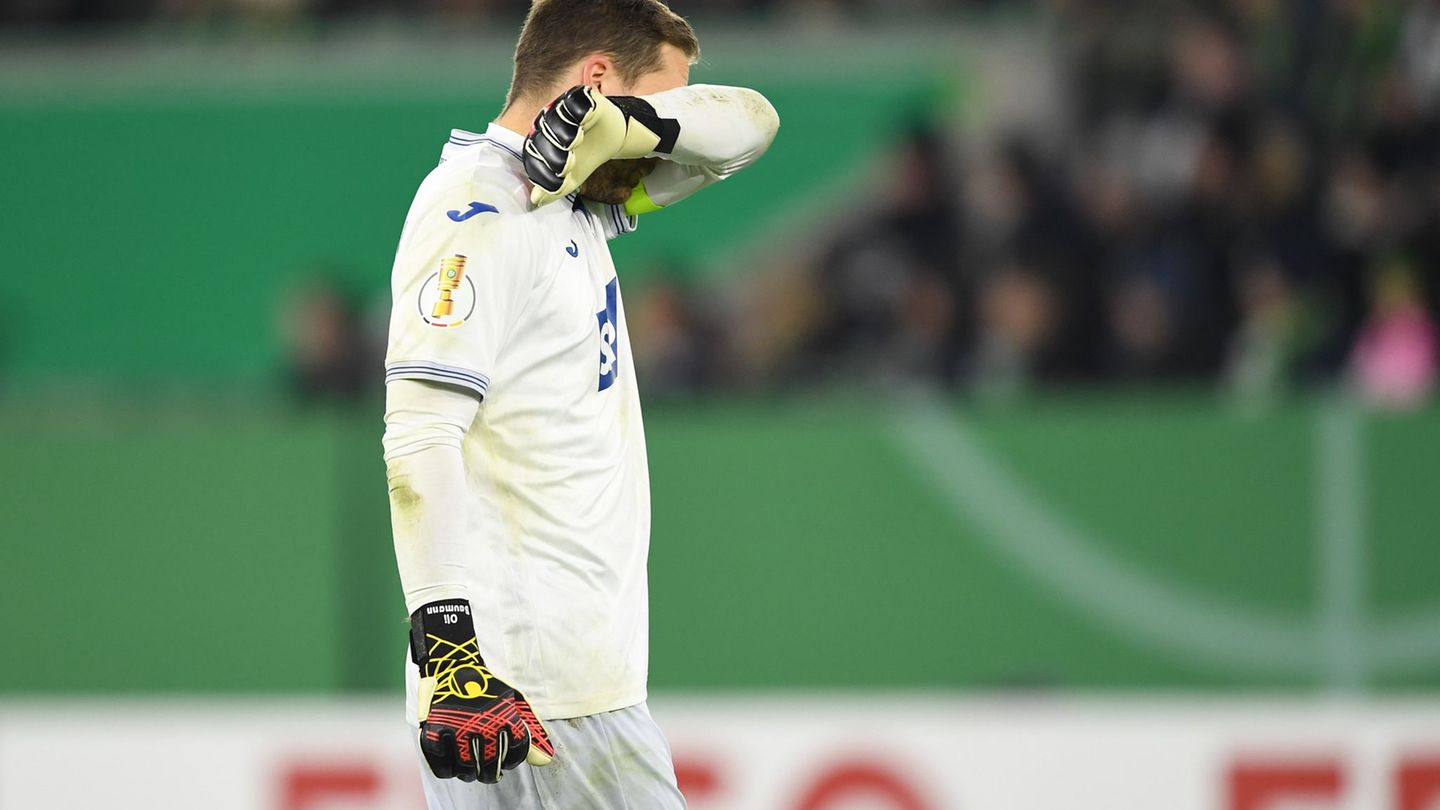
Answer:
[{"left": 380, "top": 0, "right": 778, "bottom": 807}]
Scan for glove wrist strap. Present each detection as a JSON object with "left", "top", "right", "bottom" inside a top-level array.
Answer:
[
  {"left": 609, "top": 95, "right": 681, "bottom": 157},
  {"left": 409, "top": 599, "right": 481, "bottom": 675}
]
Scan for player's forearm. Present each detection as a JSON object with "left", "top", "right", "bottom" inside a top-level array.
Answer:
[
  {"left": 641, "top": 84, "right": 779, "bottom": 176},
  {"left": 618, "top": 85, "right": 778, "bottom": 212},
  {"left": 383, "top": 379, "right": 480, "bottom": 613},
  {"left": 524, "top": 84, "right": 777, "bottom": 211}
]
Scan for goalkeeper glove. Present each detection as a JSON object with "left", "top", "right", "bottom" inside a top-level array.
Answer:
[
  {"left": 409, "top": 599, "right": 554, "bottom": 784},
  {"left": 524, "top": 85, "right": 680, "bottom": 207}
]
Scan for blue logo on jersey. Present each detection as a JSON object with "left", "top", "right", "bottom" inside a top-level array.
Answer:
[
  {"left": 447, "top": 202, "right": 499, "bottom": 222},
  {"left": 597, "top": 278, "right": 619, "bottom": 391},
  {"left": 566, "top": 240, "right": 580, "bottom": 258}
]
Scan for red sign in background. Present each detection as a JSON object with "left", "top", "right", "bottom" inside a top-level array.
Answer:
[{"left": 274, "top": 752, "right": 1440, "bottom": 810}]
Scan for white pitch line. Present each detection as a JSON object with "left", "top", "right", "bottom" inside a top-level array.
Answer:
[
  {"left": 1316, "top": 397, "right": 1367, "bottom": 693},
  {"left": 1370, "top": 605, "right": 1440, "bottom": 673},
  {"left": 889, "top": 396, "right": 1319, "bottom": 677}
]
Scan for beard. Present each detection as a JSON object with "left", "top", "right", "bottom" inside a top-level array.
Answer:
[{"left": 578, "top": 157, "right": 660, "bottom": 205}]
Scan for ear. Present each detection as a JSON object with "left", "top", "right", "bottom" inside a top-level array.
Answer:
[{"left": 578, "top": 54, "right": 617, "bottom": 93}]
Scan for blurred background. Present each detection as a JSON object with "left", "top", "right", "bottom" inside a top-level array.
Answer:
[{"left": 2, "top": 0, "right": 1439, "bottom": 807}]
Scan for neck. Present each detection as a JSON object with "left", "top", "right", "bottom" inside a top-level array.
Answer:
[{"left": 495, "top": 96, "right": 548, "bottom": 137}]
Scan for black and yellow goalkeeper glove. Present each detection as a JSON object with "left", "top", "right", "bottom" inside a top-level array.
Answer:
[
  {"left": 523, "top": 85, "right": 680, "bottom": 207},
  {"left": 409, "top": 599, "right": 554, "bottom": 784}
]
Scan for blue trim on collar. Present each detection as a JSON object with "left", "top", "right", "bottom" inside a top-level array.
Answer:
[{"left": 448, "top": 137, "right": 523, "bottom": 162}]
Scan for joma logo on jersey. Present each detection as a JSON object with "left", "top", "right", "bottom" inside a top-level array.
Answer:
[
  {"left": 597, "top": 278, "right": 619, "bottom": 391},
  {"left": 446, "top": 201, "right": 498, "bottom": 222}
]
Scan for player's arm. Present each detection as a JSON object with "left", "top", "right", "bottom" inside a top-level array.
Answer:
[
  {"left": 383, "top": 379, "right": 477, "bottom": 612},
  {"left": 525, "top": 83, "right": 779, "bottom": 211},
  {"left": 383, "top": 380, "right": 554, "bottom": 783},
  {"left": 622, "top": 84, "right": 781, "bottom": 213},
  {"left": 382, "top": 208, "right": 553, "bottom": 783}
]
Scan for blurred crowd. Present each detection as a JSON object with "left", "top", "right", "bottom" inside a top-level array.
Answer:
[
  {"left": 261, "top": 0, "right": 1440, "bottom": 409},
  {"left": 635, "top": 0, "right": 1437, "bottom": 408},
  {"left": 1, "top": 0, "right": 985, "bottom": 28}
]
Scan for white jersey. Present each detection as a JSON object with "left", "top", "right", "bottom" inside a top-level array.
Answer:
[{"left": 386, "top": 124, "right": 651, "bottom": 720}]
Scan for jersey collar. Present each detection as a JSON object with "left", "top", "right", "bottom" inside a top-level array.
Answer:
[
  {"left": 443, "top": 123, "right": 580, "bottom": 210},
  {"left": 444, "top": 123, "right": 525, "bottom": 164}
]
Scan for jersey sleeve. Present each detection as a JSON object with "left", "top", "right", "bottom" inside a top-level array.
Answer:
[
  {"left": 384, "top": 191, "right": 538, "bottom": 400},
  {"left": 622, "top": 84, "right": 780, "bottom": 213}
]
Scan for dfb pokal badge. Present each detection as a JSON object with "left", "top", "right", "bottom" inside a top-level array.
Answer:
[{"left": 419, "top": 254, "right": 476, "bottom": 328}]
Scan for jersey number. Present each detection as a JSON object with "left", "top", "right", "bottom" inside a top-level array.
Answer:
[{"left": 597, "top": 277, "right": 619, "bottom": 391}]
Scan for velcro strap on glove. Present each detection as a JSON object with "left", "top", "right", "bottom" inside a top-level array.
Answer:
[
  {"left": 409, "top": 599, "right": 479, "bottom": 670},
  {"left": 609, "top": 95, "right": 681, "bottom": 158}
]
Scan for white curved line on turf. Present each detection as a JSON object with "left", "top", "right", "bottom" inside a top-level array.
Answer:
[
  {"left": 1371, "top": 607, "right": 1440, "bottom": 673},
  {"left": 890, "top": 397, "right": 1440, "bottom": 679},
  {"left": 889, "top": 397, "right": 1320, "bottom": 676}
]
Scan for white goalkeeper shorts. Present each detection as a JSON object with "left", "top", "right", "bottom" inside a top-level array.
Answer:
[{"left": 414, "top": 701, "right": 687, "bottom": 810}]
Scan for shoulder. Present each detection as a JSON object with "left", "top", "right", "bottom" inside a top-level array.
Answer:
[
  {"left": 401, "top": 160, "right": 548, "bottom": 256},
  {"left": 412, "top": 156, "right": 532, "bottom": 221},
  {"left": 393, "top": 176, "right": 558, "bottom": 310}
]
